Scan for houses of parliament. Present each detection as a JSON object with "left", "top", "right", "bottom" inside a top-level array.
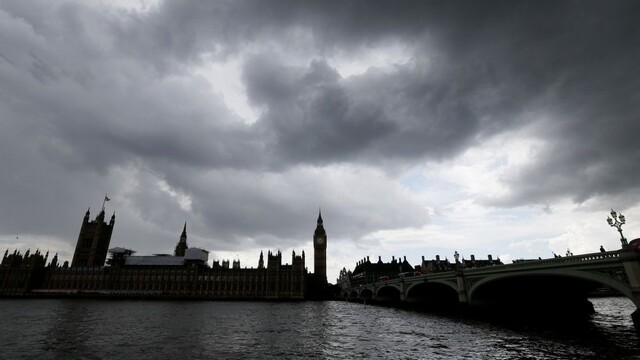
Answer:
[{"left": 0, "top": 206, "right": 329, "bottom": 300}]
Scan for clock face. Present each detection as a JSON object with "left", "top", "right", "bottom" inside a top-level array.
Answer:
[{"left": 316, "top": 237, "right": 325, "bottom": 245}]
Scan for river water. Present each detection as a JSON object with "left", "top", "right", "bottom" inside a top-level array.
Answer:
[{"left": 0, "top": 297, "right": 639, "bottom": 359}]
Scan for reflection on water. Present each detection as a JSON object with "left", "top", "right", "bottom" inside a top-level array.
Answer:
[{"left": 0, "top": 297, "right": 639, "bottom": 359}]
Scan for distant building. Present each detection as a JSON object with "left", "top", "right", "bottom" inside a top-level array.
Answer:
[
  {"left": 71, "top": 208, "right": 115, "bottom": 267},
  {"left": 174, "top": 222, "right": 188, "bottom": 257},
  {"left": 0, "top": 206, "right": 329, "bottom": 300},
  {"left": 338, "top": 254, "right": 503, "bottom": 291},
  {"left": 108, "top": 247, "right": 209, "bottom": 267},
  {"left": 348, "top": 256, "right": 415, "bottom": 286},
  {"left": 313, "top": 211, "right": 327, "bottom": 286},
  {"left": 0, "top": 249, "right": 49, "bottom": 296},
  {"left": 420, "top": 254, "right": 502, "bottom": 273}
]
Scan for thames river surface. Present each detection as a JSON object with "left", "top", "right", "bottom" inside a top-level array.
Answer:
[{"left": 1, "top": 297, "right": 639, "bottom": 359}]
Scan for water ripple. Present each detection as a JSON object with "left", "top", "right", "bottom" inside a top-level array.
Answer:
[{"left": 0, "top": 298, "right": 639, "bottom": 359}]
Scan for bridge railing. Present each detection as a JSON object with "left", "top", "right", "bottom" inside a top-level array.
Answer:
[
  {"left": 465, "top": 250, "right": 620, "bottom": 273},
  {"left": 343, "top": 251, "right": 624, "bottom": 290}
]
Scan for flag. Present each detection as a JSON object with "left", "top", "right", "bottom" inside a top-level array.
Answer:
[{"left": 105, "top": 195, "right": 110, "bottom": 202}]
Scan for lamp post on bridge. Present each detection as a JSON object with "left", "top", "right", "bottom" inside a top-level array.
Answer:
[
  {"left": 607, "top": 209, "right": 628, "bottom": 248},
  {"left": 610, "top": 209, "right": 640, "bottom": 334}
]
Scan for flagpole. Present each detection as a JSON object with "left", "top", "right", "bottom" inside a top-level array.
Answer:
[{"left": 102, "top": 194, "right": 107, "bottom": 212}]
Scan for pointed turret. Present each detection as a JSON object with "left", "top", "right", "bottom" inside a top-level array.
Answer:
[
  {"left": 72, "top": 202, "right": 115, "bottom": 267},
  {"left": 174, "top": 221, "right": 188, "bottom": 257},
  {"left": 314, "top": 209, "right": 326, "bottom": 237},
  {"left": 313, "top": 210, "right": 328, "bottom": 290},
  {"left": 258, "top": 251, "right": 264, "bottom": 269},
  {"left": 50, "top": 253, "right": 58, "bottom": 267}
]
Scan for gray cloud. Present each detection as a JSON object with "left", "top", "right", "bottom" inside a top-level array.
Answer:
[
  {"left": 245, "top": 56, "right": 398, "bottom": 166},
  {"left": 1, "top": 0, "right": 639, "bottom": 271}
]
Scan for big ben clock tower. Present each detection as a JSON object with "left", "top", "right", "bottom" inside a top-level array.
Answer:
[{"left": 313, "top": 210, "right": 327, "bottom": 286}]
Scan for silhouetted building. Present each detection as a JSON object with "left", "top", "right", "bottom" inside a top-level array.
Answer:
[
  {"left": 71, "top": 208, "right": 115, "bottom": 267},
  {"left": 174, "top": 222, "right": 188, "bottom": 257},
  {"left": 348, "top": 256, "right": 415, "bottom": 286},
  {"left": 420, "top": 254, "right": 502, "bottom": 273},
  {"left": 0, "top": 249, "right": 48, "bottom": 296},
  {"left": 313, "top": 211, "right": 327, "bottom": 287},
  {"left": 0, "top": 207, "right": 328, "bottom": 300}
]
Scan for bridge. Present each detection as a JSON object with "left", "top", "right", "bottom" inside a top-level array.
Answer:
[{"left": 339, "top": 247, "right": 640, "bottom": 332}]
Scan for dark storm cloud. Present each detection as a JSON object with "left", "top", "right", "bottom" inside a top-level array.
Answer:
[
  {"left": 244, "top": 57, "right": 397, "bottom": 165},
  {"left": 1, "top": 0, "right": 639, "bottom": 258},
  {"left": 7, "top": 0, "right": 632, "bottom": 185},
  {"left": 492, "top": 91, "right": 640, "bottom": 207},
  {"left": 232, "top": 0, "right": 639, "bottom": 204},
  {"left": 241, "top": 55, "right": 486, "bottom": 166},
  {"left": 0, "top": 1, "right": 262, "bottom": 172}
]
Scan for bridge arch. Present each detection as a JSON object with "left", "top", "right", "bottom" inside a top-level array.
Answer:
[
  {"left": 466, "top": 270, "right": 638, "bottom": 321},
  {"left": 405, "top": 279, "right": 458, "bottom": 295},
  {"left": 360, "top": 288, "right": 374, "bottom": 300},
  {"left": 376, "top": 285, "right": 401, "bottom": 302},
  {"left": 468, "top": 269, "right": 635, "bottom": 306},
  {"left": 405, "top": 280, "right": 459, "bottom": 308}
]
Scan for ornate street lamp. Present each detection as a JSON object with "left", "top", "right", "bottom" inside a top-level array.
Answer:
[{"left": 607, "top": 209, "right": 628, "bottom": 247}]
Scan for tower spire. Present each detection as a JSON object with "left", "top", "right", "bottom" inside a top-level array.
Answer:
[
  {"left": 315, "top": 209, "right": 325, "bottom": 236},
  {"left": 313, "top": 210, "right": 327, "bottom": 291},
  {"left": 174, "top": 221, "right": 188, "bottom": 257}
]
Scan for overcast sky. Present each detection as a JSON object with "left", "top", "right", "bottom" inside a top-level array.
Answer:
[{"left": 1, "top": 0, "right": 639, "bottom": 282}]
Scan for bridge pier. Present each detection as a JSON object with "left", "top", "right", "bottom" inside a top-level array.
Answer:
[
  {"left": 620, "top": 248, "right": 640, "bottom": 334},
  {"left": 456, "top": 269, "right": 468, "bottom": 304}
]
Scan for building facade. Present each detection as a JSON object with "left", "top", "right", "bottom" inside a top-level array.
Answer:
[
  {"left": 0, "top": 207, "right": 327, "bottom": 300},
  {"left": 313, "top": 211, "right": 327, "bottom": 287},
  {"left": 36, "top": 249, "right": 305, "bottom": 300},
  {"left": 174, "top": 222, "right": 188, "bottom": 257},
  {"left": 71, "top": 208, "right": 115, "bottom": 267}
]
